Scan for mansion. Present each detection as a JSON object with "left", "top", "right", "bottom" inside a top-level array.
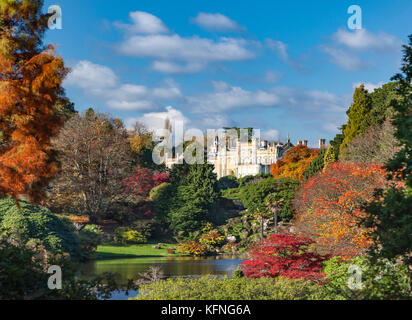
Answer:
[{"left": 164, "top": 129, "right": 327, "bottom": 179}]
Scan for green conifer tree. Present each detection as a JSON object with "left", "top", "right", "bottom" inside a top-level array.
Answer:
[
  {"left": 365, "top": 34, "right": 412, "bottom": 284},
  {"left": 340, "top": 85, "right": 373, "bottom": 156}
]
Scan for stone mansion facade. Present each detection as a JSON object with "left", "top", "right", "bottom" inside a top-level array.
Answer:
[{"left": 164, "top": 129, "right": 327, "bottom": 179}]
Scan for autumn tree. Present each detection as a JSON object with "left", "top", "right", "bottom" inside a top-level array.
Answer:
[
  {"left": 48, "top": 111, "right": 133, "bottom": 223},
  {"left": 128, "top": 121, "right": 163, "bottom": 170},
  {"left": 241, "top": 233, "right": 328, "bottom": 280},
  {"left": 122, "top": 168, "right": 169, "bottom": 201},
  {"left": 0, "top": 0, "right": 70, "bottom": 201},
  {"left": 293, "top": 162, "right": 388, "bottom": 258},
  {"left": 341, "top": 119, "right": 400, "bottom": 164},
  {"left": 270, "top": 145, "right": 318, "bottom": 180},
  {"left": 340, "top": 85, "right": 373, "bottom": 156}
]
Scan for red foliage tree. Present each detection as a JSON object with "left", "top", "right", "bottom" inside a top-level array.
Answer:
[
  {"left": 122, "top": 169, "right": 170, "bottom": 199},
  {"left": 241, "top": 233, "right": 328, "bottom": 280},
  {"left": 153, "top": 172, "right": 170, "bottom": 186},
  {"left": 293, "top": 162, "right": 389, "bottom": 258}
]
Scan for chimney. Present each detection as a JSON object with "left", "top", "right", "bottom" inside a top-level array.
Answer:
[
  {"left": 302, "top": 140, "right": 308, "bottom": 147},
  {"left": 319, "top": 139, "right": 326, "bottom": 149}
]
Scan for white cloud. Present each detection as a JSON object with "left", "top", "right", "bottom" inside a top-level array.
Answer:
[
  {"left": 188, "top": 82, "right": 349, "bottom": 133},
  {"left": 352, "top": 81, "right": 384, "bottom": 92},
  {"left": 65, "top": 60, "right": 118, "bottom": 89},
  {"left": 262, "top": 129, "right": 280, "bottom": 140},
  {"left": 118, "top": 34, "right": 254, "bottom": 62},
  {"left": 125, "top": 106, "right": 189, "bottom": 131},
  {"left": 333, "top": 28, "right": 401, "bottom": 52},
  {"left": 263, "top": 71, "right": 283, "bottom": 83},
  {"left": 321, "top": 46, "right": 367, "bottom": 71},
  {"left": 192, "top": 12, "right": 244, "bottom": 32},
  {"left": 152, "top": 61, "right": 205, "bottom": 74},
  {"left": 187, "top": 81, "right": 280, "bottom": 113},
  {"left": 114, "top": 11, "right": 169, "bottom": 34},
  {"left": 65, "top": 61, "right": 182, "bottom": 111},
  {"left": 115, "top": 12, "right": 255, "bottom": 74},
  {"left": 265, "top": 39, "right": 305, "bottom": 71},
  {"left": 266, "top": 39, "right": 289, "bottom": 61}
]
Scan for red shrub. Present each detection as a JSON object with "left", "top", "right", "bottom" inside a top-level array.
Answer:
[
  {"left": 122, "top": 169, "right": 169, "bottom": 199},
  {"left": 241, "top": 233, "right": 328, "bottom": 281}
]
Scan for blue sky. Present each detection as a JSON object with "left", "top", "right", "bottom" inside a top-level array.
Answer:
[{"left": 44, "top": 0, "right": 412, "bottom": 147}]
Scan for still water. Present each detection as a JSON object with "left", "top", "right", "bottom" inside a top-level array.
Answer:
[{"left": 79, "top": 255, "right": 244, "bottom": 300}]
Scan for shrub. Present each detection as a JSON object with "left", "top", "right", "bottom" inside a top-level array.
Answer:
[
  {"left": 149, "top": 182, "right": 175, "bottom": 225},
  {"left": 113, "top": 227, "right": 147, "bottom": 244},
  {"left": 131, "top": 220, "right": 158, "bottom": 239},
  {"left": 0, "top": 197, "right": 81, "bottom": 259},
  {"left": 233, "top": 266, "right": 244, "bottom": 278},
  {"left": 134, "top": 276, "right": 334, "bottom": 300},
  {"left": 241, "top": 233, "right": 328, "bottom": 280},
  {"left": 78, "top": 224, "right": 103, "bottom": 258},
  {"left": 322, "top": 256, "right": 411, "bottom": 299},
  {"left": 199, "top": 230, "right": 225, "bottom": 247},
  {"left": 217, "top": 176, "right": 239, "bottom": 191},
  {"left": 221, "top": 188, "right": 241, "bottom": 199},
  {"left": 177, "top": 241, "right": 208, "bottom": 256}
]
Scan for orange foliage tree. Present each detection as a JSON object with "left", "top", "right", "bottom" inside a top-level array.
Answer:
[
  {"left": 271, "top": 145, "right": 318, "bottom": 180},
  {"left": 0, "top": 1, "right": 69, "bottom": 201},
  {"left": 292, "top": 162, "right": 388, "bottom": 258}
]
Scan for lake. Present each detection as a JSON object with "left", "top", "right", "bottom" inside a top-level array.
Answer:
[{"left": 79, "top": 255, "right": 244, "bottom": 300}]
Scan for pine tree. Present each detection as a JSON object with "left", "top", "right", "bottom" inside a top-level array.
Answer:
[
  {"left": 169, "top": 163, "right": 219, "bottom": 239},
  {"left": 340, "top": 85, "right": 373, "bottom": 156},
  {"left": 0, "top": 0, "right": 69, "bottom": 201}
]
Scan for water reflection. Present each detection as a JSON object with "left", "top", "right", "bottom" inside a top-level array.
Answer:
[{"left": 79, "top": 255, "right": 244, "bottom": 287}]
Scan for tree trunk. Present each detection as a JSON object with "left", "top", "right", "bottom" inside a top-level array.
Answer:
[
  {"left": 274, "top": 209, "right": 278, "bottom": 234},
  {"left": 89, "top": 215, "right": 98, "bottom": 225},
  {"left": 260, "top": 216, "right": 264, "bottom": 242}
]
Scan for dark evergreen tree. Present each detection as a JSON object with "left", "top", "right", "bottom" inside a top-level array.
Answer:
[
  {"left": 303, "top": 148, "right": 327, "bottom": 179},
  {"left": 369, "top": 82, "right": 400, "bottom": 125},
  {"left": 365, "top": 34, "right": 412, "bottom": 280},
  {"left": 340, "top": 85, "right": 373, "bottom": 155}
]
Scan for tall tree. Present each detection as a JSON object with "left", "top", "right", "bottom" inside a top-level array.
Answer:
[
  {"left": 365, "top": 35, "right": 412, "bottom": 277},
  {"left": 341, "top": 119, "right": 399, "bottom": 164},
  {"left": 368, "top": 81, "right": 399, "bottom": 126},
  {"left": 169, "top": 163, "right": 219, "bottom": 239},
  {"left": 48, "top": 111, "right": 133, "bottom": 223},
  {"left": 340, "top": 85, "right": 373, "bottom": 155},
  {"left": 0, "top": 0, "right": 70, "bottom": 201},
  {"left": 294, "top": 162, "right": 388, "bottom": 258},
  {"left": 270, "top": 145, "right": 318, "bottom": 181}
]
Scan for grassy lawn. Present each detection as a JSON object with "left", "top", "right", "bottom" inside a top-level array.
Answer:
[{"left": 94, "top": 242, "right": 179, "bottom": 260}]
